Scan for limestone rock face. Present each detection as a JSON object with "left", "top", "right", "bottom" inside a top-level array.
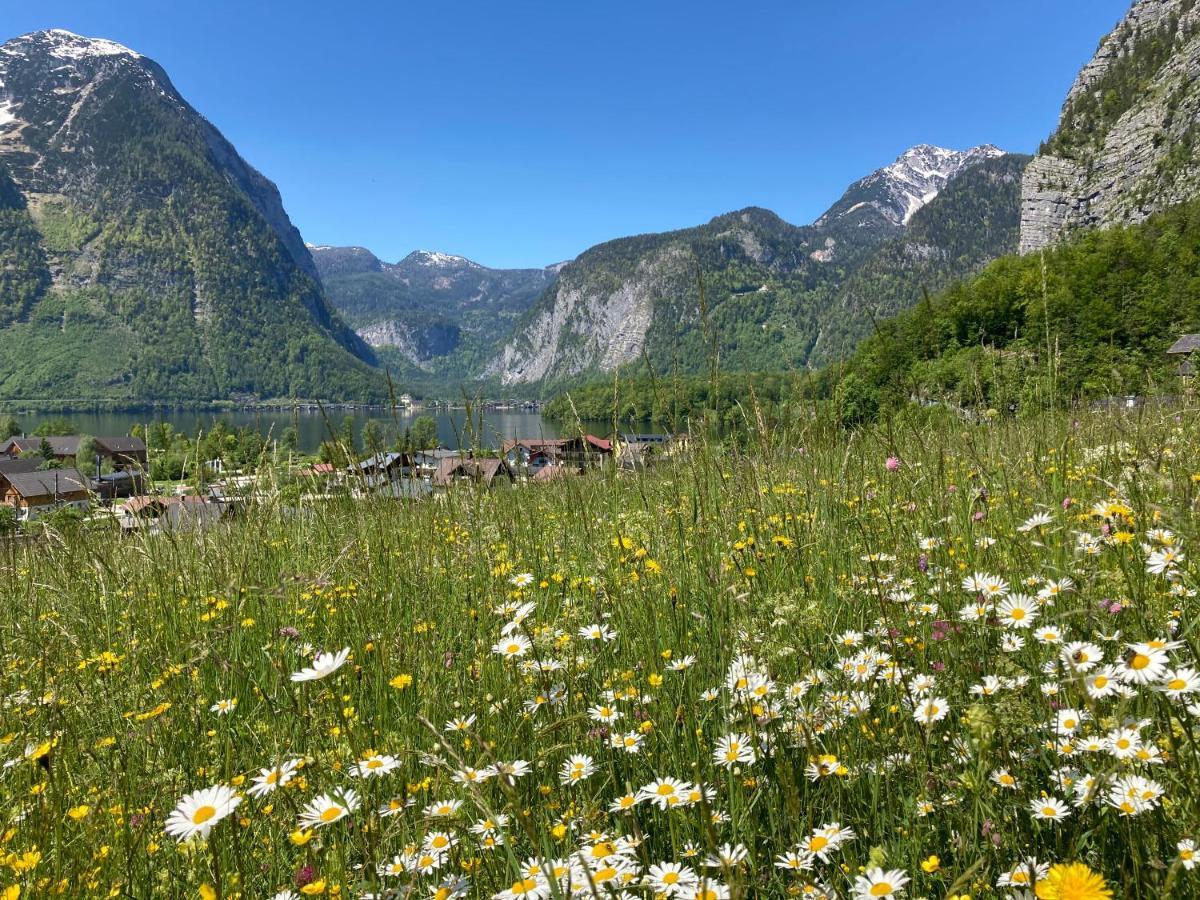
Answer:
[{"left": 1020, "top": 0, "right": 1200, "bottom": 253}]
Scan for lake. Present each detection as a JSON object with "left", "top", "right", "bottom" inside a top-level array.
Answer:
[{"left": 4, "top": 408, "right": 602, "bottom": 453}]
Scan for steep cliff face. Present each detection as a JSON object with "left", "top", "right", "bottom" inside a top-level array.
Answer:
[
  {"left": 490, "top": 147, "right": 1023, "bottom": 387},
  {"left": 1021, "top": 0, "right": 1200, "bottom": 253}
]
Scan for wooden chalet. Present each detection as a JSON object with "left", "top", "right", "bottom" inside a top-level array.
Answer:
[
  {"left": 432, "top": 456, "right": 515, "bottom": 488},
  {"left": 0, "top": 435, "right": 147, "bottom": 470},
  {"left": 558, "top": 434, "right": 612, "bottom": 467},
  {"left": 1, "top": 467, "right": 90, "bottom": 520}
]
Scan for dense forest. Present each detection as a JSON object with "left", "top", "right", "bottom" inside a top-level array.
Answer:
[{"left": 808, "top": 195, "right": 1200, "bottom": 421}]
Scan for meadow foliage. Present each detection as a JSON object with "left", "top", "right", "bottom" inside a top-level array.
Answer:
[{"left": 2, "top": 412, "right": 1199, "bottom": 898}]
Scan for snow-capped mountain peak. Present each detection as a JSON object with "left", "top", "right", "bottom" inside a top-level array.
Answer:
[
  {"left": 817, "top": 144, "right": 1007, "bottom": 229},
  {"left": 2, "top": 29, "right": 142, "bottom": 63},
  {"left": 409, "top": 250, "right": 478, "bottom": 269}
]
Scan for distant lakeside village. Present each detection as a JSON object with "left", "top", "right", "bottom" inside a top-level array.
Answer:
[{"left": 0, "top": 427, "right": 691, "bottom": 534}]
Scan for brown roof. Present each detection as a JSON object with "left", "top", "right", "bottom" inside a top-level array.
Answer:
[
  {"left": 433, "top": 456, "right": 514, "bottom": 486},
  {"left": 1168, "top": 334, "right": 1200, "bottom": 354},
  {"left": 502, "top": 438, "right": 566, "bottom": 452}
]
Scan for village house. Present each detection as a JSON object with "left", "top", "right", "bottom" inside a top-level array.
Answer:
[
  {"left": 412, "top": 448, "right": 460, "bottom": 477},
  {"left": 1, "top": 467, "right": 91, "bottom": 520},
  {"left": 613, "top": 432, "right": 691, "bottom": 470},
  {"left": 432, "top": 456, "right": 515, "bottom": 488},
  {"left": 120, "top": 494, "right": 230, "bottom": 532},
  {"left": 0, "top": 435, "right": 148, "bottom": 470},
  {"left": 558, "top": 434, "right": 612, "bottom": 468},
  {"left": 501, "top": 438, "right": 565, "bottom": 476},
  {"left": 350, "top": 452, "right": 415, "bottom": 489}
]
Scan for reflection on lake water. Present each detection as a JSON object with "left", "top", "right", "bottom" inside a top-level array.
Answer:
[{"left": 7, "top": 409, "right": 605, "bottom": 454}]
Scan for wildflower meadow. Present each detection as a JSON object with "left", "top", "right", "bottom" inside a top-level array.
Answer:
[{"left": 2, "top": 411, "right": 1200, "bottom": 899}]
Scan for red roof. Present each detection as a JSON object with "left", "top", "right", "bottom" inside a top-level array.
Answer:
[{"left": 585, "top": 435, "right": 611, "bottom": 451}]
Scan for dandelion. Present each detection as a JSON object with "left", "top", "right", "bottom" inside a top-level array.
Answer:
[
  {"left": 164, "top": 784, "right": 241, "bottom": 841},
  {"left": 290, "top": 647, "right": 350, "bottom": 682},
  {"left": 1033, "top": 861, "right": 1112, "bottom": 899}
]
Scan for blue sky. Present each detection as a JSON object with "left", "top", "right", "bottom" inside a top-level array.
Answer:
[{"left": 4, "top": 0, "right": 1130, "bottom": 268}]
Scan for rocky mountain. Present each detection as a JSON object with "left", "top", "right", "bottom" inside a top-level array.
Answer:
[
  {"left": 816, "top": 144, "right": 1006, "bottom": 230},
  {"left": 0, "top": 29, "right": 381, "bottom": 401},
  {"left": 1021, "top": 0, "right": 1200, "bottom": 252},
  {"left": 489, "top": 146, "right": 1026, "bottom": 387},
  {"left": 312, "top": 245, "right": 559, "bottom": 376}
]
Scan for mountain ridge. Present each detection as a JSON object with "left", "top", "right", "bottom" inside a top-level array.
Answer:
[
  {"left": 0, "top": 29, "right": 382, "bottom": 401},
  {"left": 485, "top": 145, "right": 1024, "bottom": 388}
]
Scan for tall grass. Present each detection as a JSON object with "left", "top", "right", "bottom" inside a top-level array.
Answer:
[{"left": 1, "top": 409, "right": 1198, "bottom": 898}]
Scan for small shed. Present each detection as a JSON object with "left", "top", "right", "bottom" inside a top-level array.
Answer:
[
  {"left": 1168, "top": 334, "right": 1200, "bottom": 355},
  {"left": 1168, "top": 334, "right": 1200, "bottom": 380}
]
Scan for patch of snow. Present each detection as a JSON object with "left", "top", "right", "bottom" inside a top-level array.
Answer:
[
  {"left": 0, "top": 102, "right": 14, "bottom": 128},
  {"left": 40, "top": 30, "right": 141, "bottom": 61},
  {"left": 413, "top": 250, "right": 477, "bottom": 268},
  {"left": 0, "top": 30, "right": 141, "bottom": 64}
]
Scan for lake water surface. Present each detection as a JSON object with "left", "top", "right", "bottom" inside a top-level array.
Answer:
[{"left": 7, "top": 409, "right": 601, "bottom": 453}]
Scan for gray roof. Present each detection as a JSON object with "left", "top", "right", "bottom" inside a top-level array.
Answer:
[
  {"left": 2, "top": 436, "right": 80, "bottom": 455},
  {"left": 4, "top": 468, "right": 89, "bottom": 499},
  {"left": 1168, "top": 334, "right": 1200, "bottom": 354},
  {"left": 353, "top": 451, "right": 411, "bottom": 472},
  {"left": 96, "top": 436, "right": 147, "bottom": 454},
  {"left": 0, "top": 458, "right": 42, "bottom": 476}
]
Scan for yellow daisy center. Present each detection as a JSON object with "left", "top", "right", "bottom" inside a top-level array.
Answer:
[{"left": 191, "top": 805, "right": 217, "bottom": 825}]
